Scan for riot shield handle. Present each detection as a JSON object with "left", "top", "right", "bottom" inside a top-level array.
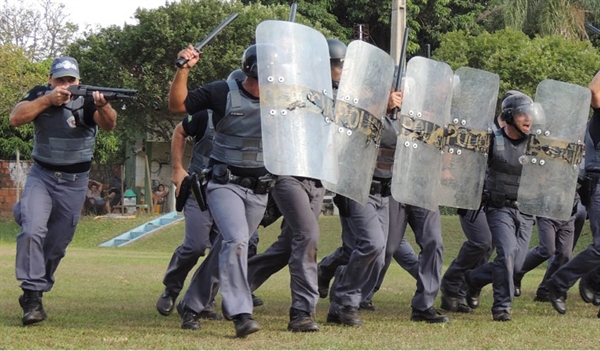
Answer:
[
  {"left": 176, "top": 13, "right": 239, "bottom": 68},
  {"left": 391, "top": 27, "right": 410, "bottom": 120}
]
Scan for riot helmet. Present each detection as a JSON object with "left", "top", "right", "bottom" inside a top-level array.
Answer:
[
  {"left": 241, "top": 45, "right": 258, "bottom": 78},
  {"left": 327, "top": 38, "right": 346, "bottom": 68},
  {"left": 227, "top": 69, "right": 246, "bottom": 81},
  {"left": 501, "top": 93, "right": 545, "bottom": 135}
]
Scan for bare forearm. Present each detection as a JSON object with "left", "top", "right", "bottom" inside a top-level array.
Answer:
[
  {"left": 171, "top": 124, "right": 187, "bottom": 172},
  {"left": 94, "top": 104, "right": 117, "bottom": 131},
  {"left": 9, "top": 97, "right": 52, "bottom": 127},
  {"left": 169, "top": 69, "right": 190, "bottom": 113}
]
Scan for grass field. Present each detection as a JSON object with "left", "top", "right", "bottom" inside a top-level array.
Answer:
[{"left": 1, "top": 213, "right": 599, "bottom": 349}]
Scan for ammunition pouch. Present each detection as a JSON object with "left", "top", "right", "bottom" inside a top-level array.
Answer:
[
  {"left": 370, "top": 179, "right": 392, "bottom": 197},
  {"left": 333, "top": 194, "right": 351, "bottom": 217},
  {"left": 579, "top": 173, "right": 598, "bottom": 208}
]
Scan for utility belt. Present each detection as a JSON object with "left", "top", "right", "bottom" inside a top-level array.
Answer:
[
  {"left": 210, "top": 163, "right": 276, "bottom": 194},
  {"left": 370, "top": 179, "right": 391, "bottom": 197},
  {"left": 483, "top": 190, "right": 519, "bottom": 209}
]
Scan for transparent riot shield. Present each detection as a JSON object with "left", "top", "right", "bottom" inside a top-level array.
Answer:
[
  {"left": 321, "top": 40, "right": 396, "bottom": 205},
  {"left": 438, "top": 67, "right": 499, "bottom": 209},
  {"left": 517, "top": 80, "right": 590, "bottom": 220},
  {"left": 391, "top": 57, "right": 453, "bottom": 211},
  {"left": 256, "top": 20, "right": 336, "bottom": 183}
]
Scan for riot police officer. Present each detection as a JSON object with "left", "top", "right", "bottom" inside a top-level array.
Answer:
[
  {"left": 439, "top": 106, "right": 512, "bottom": 313},
  {"left": 326, "top": 89, "right": 403, "bottom": 326},
  {"left": 169, "top": 45, "right": 272, "bottom": 337},
  {"left": 11, "top": 57, "right": 118, "bottom": 325},
  {"left": 155, "top": 109, "right": 220, "bottom": 319},
  {"left": 466, "top": 92, "right": 539, "bottom": 321},
  {"left": 549, "top": 71, "right": 600, "bottom": 315},
  {"left": 156, "top": 70, "right": 255, "bottom": 319},
  {"left": 317, "top": 39, "right": 420, "bottom": 310}
]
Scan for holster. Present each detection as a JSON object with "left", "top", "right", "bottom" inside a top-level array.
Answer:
[
  {"left": 333, "top": 194, "right": 351, "bottom": 217},
  {"left": 260, "top": 193, "right": 282, "bottom": 227},
  {"left": 175, "top": 175, "right": 192, "bottom": 212},
  {"left": 191, "top": 172, "right": 208, "bottom": 211},
  {"left": 578, "top": 174, "right": 597, "bottom": 208}
]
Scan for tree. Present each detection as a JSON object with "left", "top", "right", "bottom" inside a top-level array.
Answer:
[
  {"left": 479, "top": 0, "right": 600, "bottom": 40},
  {"left": 0, "top": 45, "right": 48, "bottom": 159},
  {"left": 434, "top": 28, "right": 600, "bottom": 99},
  {"left": 239, "top": 0, "right": 493, "bottom": 57},
  {"left": 65, "top": 0, "right": 338, "bottom": 163},
  {"left": 0, "top": 0, "right": 79, "bottom": 62}
]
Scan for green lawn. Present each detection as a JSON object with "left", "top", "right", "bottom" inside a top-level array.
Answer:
[{"left": 0, "top": 213, "right": 598, "bottom": 349}]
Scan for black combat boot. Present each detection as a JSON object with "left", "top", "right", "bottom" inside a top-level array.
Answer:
[
  {"left": 21, "top": 290, "right": 47, "bottom": 326},
  {"left": 181, "top": 308, "right": 201, "bottom": 330},
  {"left": 410, "top": 307, "right": 450, "bottom": 323},
  {"left": 465, "top": 270, "right": 481, "bottom": 309},
  {"left": 252, "top": 293, "right": 263, "bottom": 307},
  {"left": 492, "top": 310, "right": 512, "bottom": 322},
  {"left": 288, "top": 307, "right": 319, "bottom": 332},
  {"left": 233, "top": 313, "right": 260, "bottom": 338},
  {"left": 359, "top": 300, "right": 377, "bottom": 311},
  {"left": 440, "top": 293, "right": 472, "bottom": 314},
  {"left": 326, "top": 304, "right": 363, "bottom": 326},
  {"left": 548, "top": 283, "right": 567, "bottom": 314},
  {"left": 156, "top": 288, "right": 178, "bottom": 316},
  {"left": 579, "top": 274, "right": 596, "bottom": 304}
]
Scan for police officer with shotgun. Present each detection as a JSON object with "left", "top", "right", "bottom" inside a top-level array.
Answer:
[{"left": 10, "top": 56, "right": 122, "bottom": 325}]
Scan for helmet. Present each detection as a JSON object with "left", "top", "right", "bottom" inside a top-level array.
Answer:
[
  {"left": 241, "top": 45, "right": 258, "bottom": 78},
  {"left": 327, "top": 38, "right": 347, "bottom": 64},
  {"left": 500, "top": 93, "right": 533, "bottom": 123},
  {"left": 227, "top": 69, "right": 246, "bottom": 81},
  {"left": 501, "top": 89, "right": 525, "bottom": 103}
]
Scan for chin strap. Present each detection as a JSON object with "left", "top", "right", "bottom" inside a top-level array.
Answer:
[{"left": 507, "top": 120, "right": 527, "bottom": 138}]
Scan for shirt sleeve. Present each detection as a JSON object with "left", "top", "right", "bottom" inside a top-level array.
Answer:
[
  {"left": 182, "top": 110, "right": 209, "bottom": 138},
  {"left": 184, "top": 81, "right": 228, "bottom": 120},
  {"left": 588, "top": 108, "right": 600, "bottom": 146},
  {"left": 21, "top": 86, "right": 49, "bottom": 102}
]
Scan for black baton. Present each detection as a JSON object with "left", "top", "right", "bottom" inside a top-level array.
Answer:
[{"left": 176, "top": 13, "right": 239, "bottom": 68}]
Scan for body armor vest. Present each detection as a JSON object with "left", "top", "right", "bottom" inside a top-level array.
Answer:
[
  {"left": 484, "top": 128, "right": 527, "bottom": 200},
  {"left": 31, "top": 97, "right": 97, "bottom": 166},
  {"left": 374, "top": 116, "right": 397, "bottom": 179},
  {"left": 188, "top": 111, "right": 214, "bottom": 174},
  {"left": 210, "top": 80, "right": 262, "bottom": 168}
]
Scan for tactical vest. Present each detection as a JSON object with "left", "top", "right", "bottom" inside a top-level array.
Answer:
[
  {"left": 210, "top": 80, "right": 263, "bottom": 168},
  {"left": 188, "top": 111, "right": 214, "bottom": 174},
  {"left": 484, "top": 128, "right": 526, "bottom": 201},
  {"left": 31, "top": 97, "right": 97, "bottom": 166},
  {"left": 585, "top": 127, "right": 600, "bottom": 173},
  {"left": 373, "top": 116, "right": 397, "bottom": 179}
]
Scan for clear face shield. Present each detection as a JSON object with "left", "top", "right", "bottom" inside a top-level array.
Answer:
[{"left": 512, "top": 102, "right": 546, "bottom": 135}]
